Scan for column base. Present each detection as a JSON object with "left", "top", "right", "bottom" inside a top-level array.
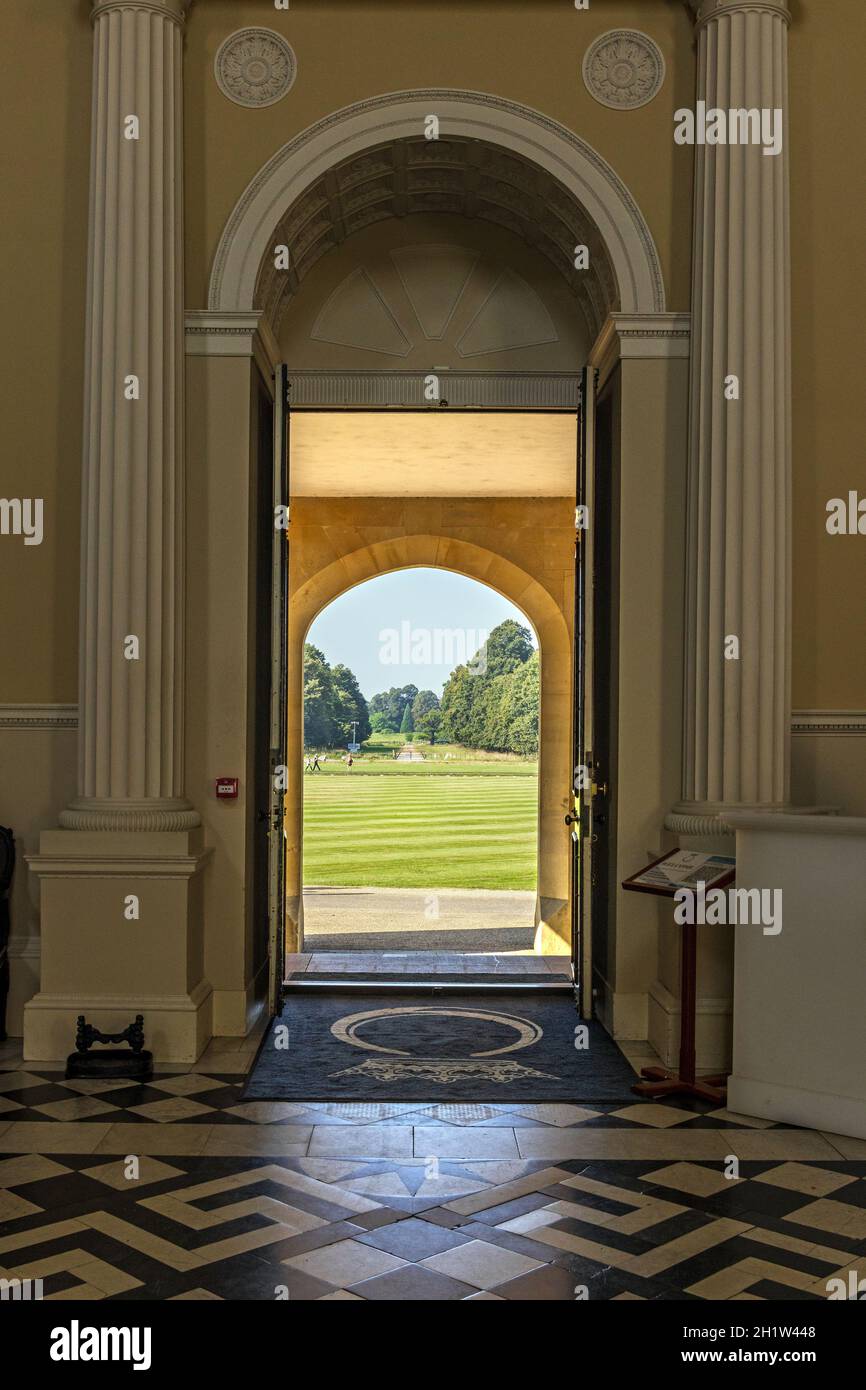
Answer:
[
  {"left": 23, "top": 981, "right": 212, "bottom": 1065},
  {"left": 60, "top": 798, "right": 200, "bottom": 831},
  {"left": 24, "top": 828, "right": 212, "bottom": 1063}
]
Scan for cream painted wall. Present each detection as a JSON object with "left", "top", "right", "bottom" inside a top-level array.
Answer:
[{"left": 185, "top": 353, "right": 267, "bottom": 1035}]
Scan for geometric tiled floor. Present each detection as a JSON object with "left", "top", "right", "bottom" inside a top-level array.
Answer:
[{"left": 2, "top": 1039, "right": 865, "bottom": 1301}]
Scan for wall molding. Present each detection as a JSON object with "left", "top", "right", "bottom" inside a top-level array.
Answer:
[
  {"left": 0, "top": 704, "right": 78, "bottom": 730},
  {"left": 184, "top": 310, "right": 280, "bottom": 386},
  {"left": 590, "top": 312, "right": 691, "bottom": 388},
  {"left": 3, "top": 705, "right": 862, "bottom": 735},
  {"left": 791, "top": 710, "right": 866, "bottom": 736}
]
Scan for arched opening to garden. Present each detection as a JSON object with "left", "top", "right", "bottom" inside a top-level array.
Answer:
[{"left": 299, "top": 568, "right": 556, "bottom": 969}]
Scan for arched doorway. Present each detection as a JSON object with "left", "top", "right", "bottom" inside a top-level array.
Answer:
[
  {"left": 298, "top": 569, "right": 544, "bottom": 962},
  {"left": 183, "top": 87, "right": 689, "bottom": 1051},
  {"left": 286, "top": 535, "right": 573, "bottom": 964}
]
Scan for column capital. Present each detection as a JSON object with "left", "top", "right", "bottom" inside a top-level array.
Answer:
[
  {"left": 691, "top": 0, "right": 791, "bottom": 25},
  {"left": 91, "top": 0, "right": 191, "bottom": 26}
]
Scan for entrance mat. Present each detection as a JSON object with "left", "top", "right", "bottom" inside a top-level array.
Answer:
[{"left": 242, "top": 991, "right": 638, "bottom": 1103}]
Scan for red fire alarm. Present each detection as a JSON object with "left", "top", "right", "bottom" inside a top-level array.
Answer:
[{"left": 215, "top": 777, "right": 238, "bottom": 800}]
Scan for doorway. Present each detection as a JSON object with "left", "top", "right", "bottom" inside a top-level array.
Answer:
[
  {"left": 300, "top": 568, "right": 545, "bottom": 974},
  {"left": 261, "top": 400, "right": 599, "bottom": 1007}
]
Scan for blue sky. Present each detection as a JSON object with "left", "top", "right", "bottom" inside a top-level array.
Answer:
[{"left": 306, "top": 568, "right": 536, "bottom": 698}]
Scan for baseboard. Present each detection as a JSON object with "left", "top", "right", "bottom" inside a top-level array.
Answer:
[
  {"left": 212, "top": 959, "right": 269, "bottom": 1039},
  {"left": 648, "top": 979, "right": 732, "bottom": 1075},
  {"left": 5, "top": 935, "right": 40, "bottom": 1037},
  {"left": 591, "top": 972, "right": 647, "bottom": 1041},
  {"left": 728, "top": 1073, "right": 866, "bottom": 1141}
]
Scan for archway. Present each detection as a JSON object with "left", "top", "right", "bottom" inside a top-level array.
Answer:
[
  {"left": 209, "top": 88, "right": 666, "bottom": 320},
  {"left": 183, "top": 83, "right": 689, "bottom": 1047},
  {"left": 299, "top": 568, "right": 544, "bottom": 961},
  {"left": 285, "top": 533, "right": 573, "bottom": 960}
]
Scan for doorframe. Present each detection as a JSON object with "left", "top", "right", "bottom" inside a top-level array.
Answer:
[{"left": 265, "top": 394, "right": 596, "bottom": 1008}]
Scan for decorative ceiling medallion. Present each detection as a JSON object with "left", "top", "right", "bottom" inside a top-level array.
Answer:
[
  {"left": 582, "top": 30, "right": 665, "bottom": 111},
  {"left": 214, "top": 28, "right": 297, "bottom": 109}
]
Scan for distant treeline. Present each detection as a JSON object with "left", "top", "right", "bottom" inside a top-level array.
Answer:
[{"left": 303, "top": 619, "right": 538, "bottom": 754}]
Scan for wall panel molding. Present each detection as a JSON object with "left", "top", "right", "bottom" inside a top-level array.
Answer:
[{"left": 0, "top": 704, "right": 78, "bottom": 729}]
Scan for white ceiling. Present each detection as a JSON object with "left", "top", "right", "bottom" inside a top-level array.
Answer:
[{"left": 290, "top": 412, "right": 576, "bottom": 497}]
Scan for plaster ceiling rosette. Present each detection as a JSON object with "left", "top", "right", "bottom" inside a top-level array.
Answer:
[
  {"left": 214, "top": 28, "right": 297, "bottom": 109},
  {"left": 582, "top": 30, "right": 665, "bottom": 111}
]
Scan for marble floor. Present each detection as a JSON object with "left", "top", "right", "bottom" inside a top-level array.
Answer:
[{"left": 1, "top": 1030, "right": 864, "bottom": 1302}]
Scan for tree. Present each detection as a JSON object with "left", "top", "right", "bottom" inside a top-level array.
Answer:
[
  {"left": 412, "top": 689, "right": 442, "bottom": 743},
  {"left": 368, "top": 684, "right": 419, "bottom": 732},
  {"left": 303, "top": 644, "right": 337, "bottom": 749},
  {"left": 481, "top": 619, "right": 534, "bottom": 678},
  {"left": 439, "top": 622, "right": 538, "bottom": 754},
  {"left": 303, "top": 645, "right": 370, "bottom": 749},
  {"left": 417, "top": 706, "right": 442, "bottom": 743},
  {"left": 399, "top": 702, "right": 414, "bottom": 734},
  {"left": 331, "top": 663, "right": 371, "bottom": 744}
]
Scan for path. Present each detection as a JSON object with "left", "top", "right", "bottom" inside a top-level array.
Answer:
[
  {"left": 302, "top": 885, "right": 539, "bottom": 953},
  {"left": 395, "top": 743, "right": 425, "bottom": 762}
]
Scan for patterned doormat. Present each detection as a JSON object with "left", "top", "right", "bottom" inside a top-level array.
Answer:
[{"left": 243, "top": 991, "right": 638, "bottom": 1103}]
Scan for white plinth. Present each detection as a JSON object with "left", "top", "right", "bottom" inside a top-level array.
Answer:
[{"left": 726, "top": 812, "right": 866, "bottom": 1140}]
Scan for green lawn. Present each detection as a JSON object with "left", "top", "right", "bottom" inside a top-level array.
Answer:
[{"left": 302, "top": 767, "right": 538, "bottom": 890}]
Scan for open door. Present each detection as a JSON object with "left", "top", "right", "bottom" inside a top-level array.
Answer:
[
  {"left": 570, "top": 366, "right": 596, "bottom": 1018},
  {"left": 267, "top": 365, "right": 289, "bottom": 1016}
]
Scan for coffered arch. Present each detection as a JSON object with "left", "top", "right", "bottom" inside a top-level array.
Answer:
[{"left": 209, "top": 88, "right": 667, "bottom": 333}]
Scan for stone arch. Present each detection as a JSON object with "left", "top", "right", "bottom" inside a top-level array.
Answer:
[
  {"left": 286, "top": 533, "right": 573, "bottom": 954},
  {"left": 209, "top": 89, "right": 666, "bottom": 325}
]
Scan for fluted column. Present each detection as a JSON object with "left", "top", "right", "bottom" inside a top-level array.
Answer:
[
  {"left": 62, "top": 0, "right": 197, "bottom": 830},
  {"left": 670, "top": 0, "right": 792, "bottom": 837}
]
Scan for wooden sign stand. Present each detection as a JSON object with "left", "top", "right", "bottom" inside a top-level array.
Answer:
[{"left": 623, "top": 850, "right": 735, "bottom": 1104}]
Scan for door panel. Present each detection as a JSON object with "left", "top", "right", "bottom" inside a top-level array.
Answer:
[
  {"left": 590, "top": 389, "right": 614, "bottom": 992},
  {"left": 571, "top": 366, "right": 596, "bottom": 1018},
  {"left": 267, "top": 365, "right": 289, "bottom": 1016}
]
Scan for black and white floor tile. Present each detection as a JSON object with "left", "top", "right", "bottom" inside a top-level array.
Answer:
[{"left": 1, "top": 1052, "right": 864, "bottom": 1301}]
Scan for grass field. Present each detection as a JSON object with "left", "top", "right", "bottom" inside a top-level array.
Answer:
[{"left": 302, "top": 766, "right": 538, "bottom": 890}]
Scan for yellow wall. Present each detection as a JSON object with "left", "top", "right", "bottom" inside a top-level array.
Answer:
[
  {"left": 0, "top": 0, "right": 91, "bottom": 701},
  {"left": 184, "top": 0, "right": 695, "bottom": 311},
  {"left": 788, "top": 0, "right": 866, "bottom": 708},
  {"left": 8, "top": 1, "right": 864, "bottom": 716}
]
